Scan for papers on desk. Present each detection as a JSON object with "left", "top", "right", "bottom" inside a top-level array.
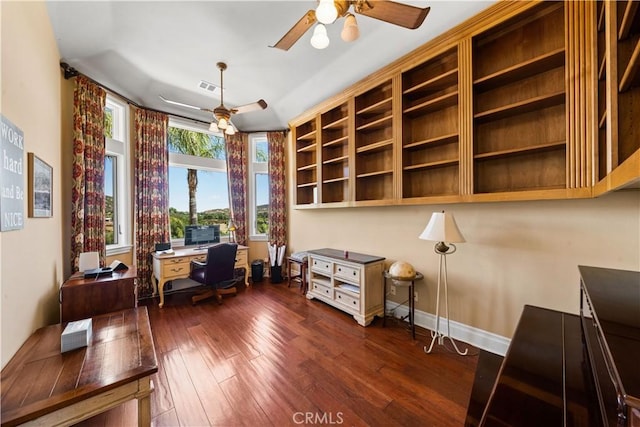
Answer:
[
  {"left": 61, "top": 318, "right": 92, "bottom": 353},
  {"left": 156, "top": 249, "right": 174, "bottom": 255}
]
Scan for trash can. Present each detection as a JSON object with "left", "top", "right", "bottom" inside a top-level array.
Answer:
[
  {"left": 270, "top": 265, "right": 283, "bottom": 284},
  {"left": 251, "top": 260, "right": 264, "bottom": 282}
]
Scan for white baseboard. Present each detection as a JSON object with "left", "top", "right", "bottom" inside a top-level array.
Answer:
[{"left": 386, "top": 301, "right": 510, "bottom": 356}]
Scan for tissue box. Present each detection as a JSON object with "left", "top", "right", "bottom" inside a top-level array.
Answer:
[{"left": 61, "top": 318, "right": 92, "bottom": 353}]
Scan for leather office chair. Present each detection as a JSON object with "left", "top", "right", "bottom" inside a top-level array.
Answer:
[{"left": 189, "top": 243, "right": 238, "bottom": 305}]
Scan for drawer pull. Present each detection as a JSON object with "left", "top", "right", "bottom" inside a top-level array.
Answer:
[{"left": 170, "top": 267, "right": 184, "bottom": 273}]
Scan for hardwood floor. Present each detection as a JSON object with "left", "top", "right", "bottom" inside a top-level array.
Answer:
[{"left": 76, "top": 279, "right": 479, "bottom": 426}]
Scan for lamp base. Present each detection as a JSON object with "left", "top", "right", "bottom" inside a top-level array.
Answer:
[{"left": 425, "top": 331, "right": 468, "bottom": 356}]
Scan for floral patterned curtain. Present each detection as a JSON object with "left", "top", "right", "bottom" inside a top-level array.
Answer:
[
  {"left": 134, "top": 108, "right": 169, "bottom": 298},
  {"left": 71, "top": 75, "right": 106, "bottom": 272},
  {"left": 267, "top": 131, "right": 287, "bottom": 247},
  {"left": 225, "top": 132, "right": 248, "bottom": 245}
]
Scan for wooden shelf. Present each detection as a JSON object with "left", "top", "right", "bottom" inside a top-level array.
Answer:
[
  {"left": 404, "top": 133, "right": 458, "bottom": 150},
  {"left": 597, "top": 1, "right": 605, "bottom": 32},
  {"left": 323, "top": 135, "right": 348, "bottom": 147},
  {"left": 297, "top": 182, "right": 317, "bottom": 188},
  {"left": 474, "top": 91, "right": 565, "bottom": 123},
  {"left": 356, "top": 169, "right": 393, "bottom": 179},
  {"left": 403, "top": 91, "right": 458, "bottom": 116},
  {"left": 356, "top": 139, "right": 393, "bottom": 154},
  {"left": 297, "top": 163, "right": 317, "bottom": 171},
  {"left": 356, "top": 97, "right": 392, "bottom": 116},
  {"left": 474, "top": 49, "right": 565, "bottom": 90},
  {"left": 403, "top": 69, "right": 458, "bottom": 96},
  {"left": 403, "top": 159, "right": 459, "bottom": 171},
  {"left": 598, "top": 110, "right": 607, "bottom": 129},
  {"left": 297, "top": 129, "right": 317, "bottom": 142},
  {"left": 618, "top": 1, "right": 639, "bottom": 40},
  {"left": 323, "top": 176, "right": 348, "bottom": 184},
  {"left": 297, "top": 143, "right": 317, "bottom": 153},
  {"left": 598, "top": 55, "right": 606, "bottom": 81},
  {"left": 619, "top": 39, "right": 640, "bottom": 92},
  {"left": 323, "top": 155, "right": 348, "bottom": 165},
  {"left": 322, "top": 116, "right": 349, "bottom": 130},
  {"left": 474, "top": 141, "right": 566, "bottom": 160},
  {"left": 356, "top": 115, "right": 392, "bottom": 131}
]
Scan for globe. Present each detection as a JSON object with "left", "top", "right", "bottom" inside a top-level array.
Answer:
[{"left": 388, "top": 261, "right": 416, "bottom": 281}]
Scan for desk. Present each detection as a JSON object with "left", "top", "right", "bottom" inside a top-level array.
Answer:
[
  {"left": 151, "top": 245, "right": 249, "bottom": 308},
  {"left": 0, "top": 307, "right": 157, "bottom": 427},
  {"left": 60, "top": 267, "right": 137, "bottom": 323},
  {"left": 383, "top": 271, "right": 423, "bottom": 339}
]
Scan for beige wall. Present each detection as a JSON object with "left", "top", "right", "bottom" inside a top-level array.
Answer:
[
  {"left": 1, "top": 1, "right": 63, "bottom": 367},
  {"left": 287, "top": 146, "right": 640, "bottom": 339}
]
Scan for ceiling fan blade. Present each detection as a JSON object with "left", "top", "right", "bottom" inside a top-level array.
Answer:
[
  {"left": 270, "top": 10, "right": 317, "bottom": 51},
  {"left": 355, "top": 1, "right": 430, "bottom": 30},
  {"left": 159, "top": 95, "right": 213, "bottom": 113},
  {"left": 232, "top": 99, "right": 268, "bottom": 115}
]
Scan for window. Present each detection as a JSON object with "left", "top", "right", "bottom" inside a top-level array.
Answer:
[
  {"left": 249, "top": 133, "right": 269, "bottom": 240},
  {"left": 104, "top": 95, "right": 130, "bottom": 254},
  {"left": 168, "top": 119, "right": 231, "bottom": 246}
]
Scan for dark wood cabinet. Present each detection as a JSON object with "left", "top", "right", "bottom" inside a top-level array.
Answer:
[{"left": 60, "top": 267, "right": 137, "bottom": 323}]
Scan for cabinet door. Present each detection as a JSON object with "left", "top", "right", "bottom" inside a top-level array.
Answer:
[{"left": 472, "top": 2, "right": 567, "bottom": 194}]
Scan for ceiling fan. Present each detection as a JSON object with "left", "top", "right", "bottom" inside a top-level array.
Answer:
[
  {"left": 271, "top": 0, "right": 431, "bottom": 51},
  {"left": 160, "top": 62, "right": 267, "bottom": 135}
]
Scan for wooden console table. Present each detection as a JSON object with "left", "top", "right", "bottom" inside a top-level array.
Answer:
[
  {"left": 1, "top": 307, "right": 157, "bottom": 427},
  {"left": 60, "top": 267, "right": 137, "bottom": 322},
  {"left": 151, "top": 245, "right": 249, "bottom": 308}
]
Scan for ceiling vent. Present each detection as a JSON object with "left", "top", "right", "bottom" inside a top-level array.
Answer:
[{"left": 198, "top": 80, "right": 221, "bottom": 96}]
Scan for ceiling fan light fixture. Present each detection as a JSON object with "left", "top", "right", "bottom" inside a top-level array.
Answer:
[
  {"left": 224, "top": 124, "right": 236, "bottom": 136},
  {"left": 217, "top": 117, "right": 229, "bottom": 130},
  {"left": 341, "top": 13, "right": 360, "bottom": 42},
  {"left": 209, "top": 121, "right": 219, "bottom": 132},
  {"left": 316, "top": 0, "right": 338, "bottom": 24},
  {"left": 310, "top": 24, "right": 330, "bottom": 49}
]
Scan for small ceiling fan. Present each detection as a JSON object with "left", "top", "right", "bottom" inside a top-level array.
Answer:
[
  {"left": 271, "top": 0, "right": 431, "bottom": 51},
  {"left": 160, "top": 62, "right": 267, "bottom": 135}
]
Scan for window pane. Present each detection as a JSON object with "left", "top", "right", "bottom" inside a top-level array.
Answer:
[
  {"left": 254, "top": 139, "right": 268, "bottom": 163},
  {"left": 255, "top": 173, "right": 269, "bottom": 235},
  {"left": 168, "top": 128, "right": 226, "bottom": 160},
  {"left": 169, "top": 166, "right": 230, "bottom": 240},
  {"left": 104, "top": 106, "right": 114, "bottom": 139},
  {"left": 105, "top": 155, "right": 117, "bottom": 245}
]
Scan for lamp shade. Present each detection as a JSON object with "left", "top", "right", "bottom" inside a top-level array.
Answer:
[
  {"left": 316, "top": 0, "right": 338, "bottom": 24},
  {"left": 209, "top": 121, "right": 219, "bottom": 132},
  {"left": 341, "top": 13, "right": 360, "bottom": 42},
  {"left": 418, "top": 211, "right": 465, "bottom": 243},
  {"left": 310, "top": 24, "right": 330, "bottom": 49}
]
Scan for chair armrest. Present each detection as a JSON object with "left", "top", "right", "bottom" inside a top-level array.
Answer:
[{"left": 191, "top": 260, "right": 207, "bottom": 271}]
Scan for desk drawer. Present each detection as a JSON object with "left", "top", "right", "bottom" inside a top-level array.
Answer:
[
  {"left": 192, "top": 254, "right": 207, "bottom": 263},
  {"left": 334, "top": 264, "right": 360, "bottom": 283},
  {"left": 162, "top": 262, "right": 190, "bottom": 279},
  {"left": 235, "top": 249, "right": 248, "bottom": 266},
  {"left": 311, "top": 281, "right": 333, "bottom": 298},
  {"left": 335, "top": 289, "right": 360, "bottom": 311},
  {"left": 311, "top": 257, "right": 332, "bottom": 274}
]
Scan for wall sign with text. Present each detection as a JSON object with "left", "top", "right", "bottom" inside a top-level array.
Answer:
[{"left": 0, "top": 115, "right": 25, "bottom": 231}]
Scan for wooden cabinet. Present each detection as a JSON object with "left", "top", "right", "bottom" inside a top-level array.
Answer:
[
  {"left": 472, "top": 2, "right": 567, "bottom": 194},
  {"left": 320, "top": 102, "right": 351, "bottom": 204},
  {"left": 355, "top": 80, "right": 395, "bottom": 202},
  {"left": 290, "top": 0, "right": 640, "bottom": 209},
  {"left": 595, "top": 0, "right": 640, "bottom": 192},
  {"left": 306, "top": 248, "right": 385, "bottom": 326},
  {"left": 60, "top": 267, "right": 137, "bottom": 323},
  {"left": 294, "top": 118, "right": 318, "bottom": 205},
  {"left": 402, "top": 46, "right": 460, "bottom": 199}
]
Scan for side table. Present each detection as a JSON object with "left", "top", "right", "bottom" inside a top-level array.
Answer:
[
  {"left": 287, "top": 255, "right": 307, "bottom": 293},
  {"left": 383, "top": 271, "right": 423, "bottom": 339}
]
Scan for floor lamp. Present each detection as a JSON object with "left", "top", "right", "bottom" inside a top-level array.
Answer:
[{"left": 419, "top": 211, "right": 468, "bottom": 356}]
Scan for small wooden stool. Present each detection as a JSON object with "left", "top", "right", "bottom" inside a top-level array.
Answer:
[{"left": 287, "top": 256, "right": 307, "bottom": 294}]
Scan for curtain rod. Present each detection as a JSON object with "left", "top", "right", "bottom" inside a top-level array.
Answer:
[{"left": 60, "top": 62, "right": 288, "bottom": 134}]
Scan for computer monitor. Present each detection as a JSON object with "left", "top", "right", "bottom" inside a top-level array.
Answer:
[{"left": 184, "top": 225, "right": 220, "bottom": 248}]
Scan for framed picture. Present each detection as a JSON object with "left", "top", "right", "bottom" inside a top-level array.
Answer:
[{"left": 28, "top": 153, "right": 53, "bottom": 218}]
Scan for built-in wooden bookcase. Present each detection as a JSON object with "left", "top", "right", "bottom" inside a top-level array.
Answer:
[
  {"left": 294, "top": 118, "right": 318, "bottom": 205},
  {"left": 354, "top": 80, "right": 394, "bottom": 201},
  {"left": 401, "top": 46, "right": 459, "bottom": 198},
  {"left": 320, "top": 102, "right": 350, "bottom": 203},
  {"left": 597, "top": 0, "right": 607, "bottom": 180},
  {"left": 472, "top": 2, "right": 567, "bottom": 193},
  {"left": 615, "top": 1, "right": 640, "bottom": 166}
]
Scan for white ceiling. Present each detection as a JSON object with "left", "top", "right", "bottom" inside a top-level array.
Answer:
[{"left": 47, "top": 0, "right": 495, "bottom": 132}]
